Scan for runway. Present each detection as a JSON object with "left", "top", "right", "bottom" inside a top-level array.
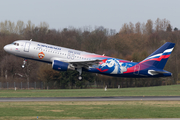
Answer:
[{"left": 1, "top": 96, "right": 180, "bottom": 102}]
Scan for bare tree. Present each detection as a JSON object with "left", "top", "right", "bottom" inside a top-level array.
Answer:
[
  {"left": 145, "top": 19, "right": 153, "bottom": 34},
  {"left": 119, "top": 23, "right": 130, "bottom": 34},
  {"left": 155, "top": 18, "right": 170, "bottom": 32},
  {"left": 166, "top": 24, "right": 172, "bottom": 32},
  {"left": 135, "top": 22, "right": 141, "bottom": 34},
  {"left": 15, "top": 20, "right": 25, "bottom": 34}
]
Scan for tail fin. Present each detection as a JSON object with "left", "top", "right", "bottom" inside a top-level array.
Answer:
[{"left": 140, "top": 42, "right": 175, "bottom": 69}]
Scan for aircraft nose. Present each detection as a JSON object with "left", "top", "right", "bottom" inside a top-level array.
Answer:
[{"left": 3, "top": 45, "right": 9, "bottom": 52}]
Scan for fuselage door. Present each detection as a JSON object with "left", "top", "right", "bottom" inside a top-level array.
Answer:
[
  {"left": 24, "top": 42, "right": 31, "bottom": 52},
  {"left": 134, "top": 64, "right": 140, "bottom": 75}
]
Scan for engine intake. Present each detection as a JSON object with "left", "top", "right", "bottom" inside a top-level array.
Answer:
[{"left": 52, "top": 60, "right": 75, "bottom": 71}]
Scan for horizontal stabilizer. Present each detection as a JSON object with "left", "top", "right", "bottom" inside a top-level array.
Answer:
[{"left": 148, "top": 70, "right": 170, "bottom": 75}]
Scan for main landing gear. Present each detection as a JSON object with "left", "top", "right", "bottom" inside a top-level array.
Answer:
[
  {"left": 22, "top": 59, "right": 27, "bottom": 68},
  {"left": 77, "top": 68, "right": 82, "bottom": 80}
]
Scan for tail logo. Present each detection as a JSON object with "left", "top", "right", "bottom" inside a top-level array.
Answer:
[{"left": 142, "top": 47, "right": 174, "bottom": 63}]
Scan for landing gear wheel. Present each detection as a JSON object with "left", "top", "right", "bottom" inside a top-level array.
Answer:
[
  {"left": 78, "top": 76, "right": 82, "bottom": 80},
  {"left": 22, "top": 59, "right": 27, "bottom": 68}
]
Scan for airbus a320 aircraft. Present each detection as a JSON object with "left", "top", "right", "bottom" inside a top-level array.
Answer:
[{"left": 4, "top": 40, "right": 175, "bottom": 80}]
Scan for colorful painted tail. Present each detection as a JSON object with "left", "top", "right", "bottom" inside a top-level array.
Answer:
[{"left": 140, "top": 42, "right": 175, "bottom": 69}]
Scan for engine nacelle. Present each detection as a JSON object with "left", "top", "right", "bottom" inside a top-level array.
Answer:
[{"left": 52, "top": 60, "right": 75, "bottom": 71}]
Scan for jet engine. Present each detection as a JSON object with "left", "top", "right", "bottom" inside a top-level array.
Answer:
[{"left": 52, "top": 60, "right": 75, "bottom": 71}]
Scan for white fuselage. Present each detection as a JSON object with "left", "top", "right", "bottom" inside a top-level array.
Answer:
[{"left": 4, "top": 40, "right": 100, "bottom": 64}]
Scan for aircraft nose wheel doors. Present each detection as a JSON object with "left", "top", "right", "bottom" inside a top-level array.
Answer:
[
  {"left": 77, "top": 68, "right": 82, "bottom": 80},
  {"left": 22, "top": 59, "right": 27, "bottom": 68}
]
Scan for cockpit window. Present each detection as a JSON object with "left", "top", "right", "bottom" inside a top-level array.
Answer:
[{"left": 13, "top": 42, "right": 19, "bottom": 46}]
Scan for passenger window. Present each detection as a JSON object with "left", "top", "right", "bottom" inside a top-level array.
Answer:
[{"left": 17, "top": 43, "right": 19, "bottom": 46}]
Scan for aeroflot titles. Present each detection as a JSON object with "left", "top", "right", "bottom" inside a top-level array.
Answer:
[
  {"left": 37, "top": 44, "right": 61, "bottom": 50},
  {"left": 37, "top": 44, "right": 81, "bottom": 55}
]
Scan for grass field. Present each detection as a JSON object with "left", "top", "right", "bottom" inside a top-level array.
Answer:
[
  {"left": 1, "top": 101, "right": 180, "bottom": 120},
  {"left": 1, "top": 85, "right": 180, "bottom": 119},
  {"left": 0, "top": 84, "right": 180, "bottom": 97}
]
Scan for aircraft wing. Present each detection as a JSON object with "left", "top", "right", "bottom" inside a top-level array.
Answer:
[
  {"left": 50, "top": 57, "right": 102, "bottom": 69},
  {"left": 69, "top": 59, "right": 102, "bottom": 69}
]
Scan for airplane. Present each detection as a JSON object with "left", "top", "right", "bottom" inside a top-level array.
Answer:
[{"left": 3, "top": 39, "right": 175, "bottom": 80}]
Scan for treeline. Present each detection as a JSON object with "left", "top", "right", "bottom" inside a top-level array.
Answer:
[{"left": 0, "top": 18, "right": 179, "bottom": 88}]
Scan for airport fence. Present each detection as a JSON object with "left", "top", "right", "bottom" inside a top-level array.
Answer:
[
  {"left": 0, "top": 82, "right": 118, "bottom": 89},
  {"left": 0, "top": 82, "right": 44, "bottom": 90}
]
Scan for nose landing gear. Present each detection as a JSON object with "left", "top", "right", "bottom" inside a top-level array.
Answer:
[
  {"left": 78, "top": 76, "right": 82, "bottom": 80},
  {"left": 22, "top": 59, "right": 27, "bottom": 68}
]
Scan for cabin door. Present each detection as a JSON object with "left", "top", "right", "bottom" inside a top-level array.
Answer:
[
  {"left": 134, "top": 64, "right": 140, "bottom": 75},
  {"left": 24, "top": 42, "right": 31, "bottom": 52}
]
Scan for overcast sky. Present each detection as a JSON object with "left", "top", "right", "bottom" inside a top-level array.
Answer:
[{"left": 0, "top": 0, "right": 179, "bottom": 32}]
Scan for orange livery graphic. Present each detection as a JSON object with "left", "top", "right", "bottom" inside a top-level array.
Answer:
[{"left": 38, "top": 52, "right": 45, "bottom": 59}]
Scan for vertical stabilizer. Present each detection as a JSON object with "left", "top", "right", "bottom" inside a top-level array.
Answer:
[{"left": 140, "top": 42, "right": 175, "bottom": 69}]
